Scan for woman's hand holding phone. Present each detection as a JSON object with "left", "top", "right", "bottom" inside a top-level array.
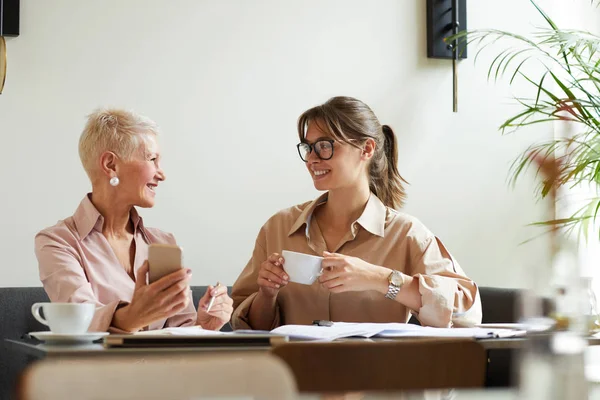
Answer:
[{"left": 112, "top": 260, "right": 192, "bottom": 332}]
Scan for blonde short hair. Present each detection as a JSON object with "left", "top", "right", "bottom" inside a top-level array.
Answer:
[{"left": 78, "top": 108, "right": 159, "bottom": 178}]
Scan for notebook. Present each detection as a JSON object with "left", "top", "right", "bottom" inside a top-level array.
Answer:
[{"left": 103, "top": 326, "right": 288, "bottom": 348}]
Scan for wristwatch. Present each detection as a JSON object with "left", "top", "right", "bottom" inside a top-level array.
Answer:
[{"left": 385, "top": 270, "right": 404, "bottom": 300}]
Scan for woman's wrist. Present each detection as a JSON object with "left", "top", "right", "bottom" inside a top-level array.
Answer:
[
  {"left": 112, "top": 304, "right": 141, "bottom": 332},
  {"left": 257, "top": 286, "right": 279, "bottom": 302},
  {"left": 248, "top": 289, "right": 278, "bottom": 330},
  {"left": 373, "top": 266, "right": 392, "bottom": 294}
]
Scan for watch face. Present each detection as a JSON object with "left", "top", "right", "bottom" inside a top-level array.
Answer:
[{"left": 390, "top": 271, "right": 403, "bottom": 286}]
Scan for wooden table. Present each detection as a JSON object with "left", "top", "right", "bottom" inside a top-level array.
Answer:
[
  {"left": 4, "top": 338, "right": 269, "bottom": 359},
  {"left": 478, "top": 335, "right": 600, "bottom": 350},
  {"left": 6, "top": 336, "right": 489, "bottom": 393},
  {"left": 7, "top": 334, "right": 600, "bottom": 393},
  {"left": 13, "top": 332, "right": 595, "bottom": 356},
  {"left": 5, "top": 336, "right": 523, "bottom": 358},
  {"left": 298, "top": 387, "right": 600, "bottom": 399},
  {"left": 8, "top": 336, "right": 600, "bottom": 397}
]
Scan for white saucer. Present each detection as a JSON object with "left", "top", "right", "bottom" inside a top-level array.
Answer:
[{"left": 29, "top": 331, "right": 109, "bottom": 344}]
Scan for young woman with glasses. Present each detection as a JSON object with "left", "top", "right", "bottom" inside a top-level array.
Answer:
[{"left": 231, "top": 96, "right": 481, "bottom": 330}]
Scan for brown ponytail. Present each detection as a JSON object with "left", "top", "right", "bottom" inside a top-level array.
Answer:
[
  {"left": 376, "top": 125, "right": 408, "bottom": 209},
  {"left": 297, "top": 96, "right": 408, "bottom": 209}
]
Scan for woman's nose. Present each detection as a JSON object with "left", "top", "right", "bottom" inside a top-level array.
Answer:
[
  {"left": 157, "top": 166, "right": 166, "bottom": 181},
  {"left": 306, "top": 147, "right": 319, "bottom": 163}
]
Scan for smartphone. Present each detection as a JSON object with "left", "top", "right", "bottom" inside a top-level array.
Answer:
[{"left": 148, "top": 244, "right": 184, "bottom": 283}]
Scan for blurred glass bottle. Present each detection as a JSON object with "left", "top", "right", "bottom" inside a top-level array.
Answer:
[{"left": 519, "top": 233, "right": 589, "bottom": 400}]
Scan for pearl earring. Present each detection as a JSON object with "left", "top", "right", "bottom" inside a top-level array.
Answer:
[{"left": 109, "top": 177, "right": 120, "bottom": 187}]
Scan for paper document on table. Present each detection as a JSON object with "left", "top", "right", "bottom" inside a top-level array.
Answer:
[
  {"left": 376, "top": 326, "right": 527, "bottom": 339},
  {"left": 134, "top": 326, "right": 232, "bottom": 336},
  {"left": 271, "top": 322, "right": 422, "bottom": 340},
  {"left": 270, "top": 323, "right": 380, "bottom": 340},
  {"left": 476, "top": 320, "right": 553, "bottom": 332},
  {"left": 270, "top": 322, "right": 526, "bottom": 340}
]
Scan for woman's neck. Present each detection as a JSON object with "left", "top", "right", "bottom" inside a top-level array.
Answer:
[
  {"left": 318, "top": 180, "right": 371, "bottom": 232},
  {"left": 90, "top": 191, "right": 133, "bottom": 239}
]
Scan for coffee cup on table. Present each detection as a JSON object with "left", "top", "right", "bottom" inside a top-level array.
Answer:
[
  {"left": 281, "top": 250, "right": 323, "bottom": 285},
  {"left": 31, "top": 303, "right": 95, "bottom": 334}
]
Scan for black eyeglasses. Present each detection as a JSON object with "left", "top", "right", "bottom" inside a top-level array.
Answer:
[{"left": 296, "top": 139, "right": 335, "bottom": 162}]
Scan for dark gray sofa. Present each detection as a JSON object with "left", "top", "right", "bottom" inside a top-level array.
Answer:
[{"left": 0, "top": 286, "right": 527, "bottom": 399}]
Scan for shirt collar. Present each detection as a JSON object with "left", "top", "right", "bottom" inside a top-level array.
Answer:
[
  {"left": 355, "top": 193, "right": 386, "bottom": 237},
  {"left": 287, "top": 192, "right": 387, "bottom": 238},
  {"left": 73, "top": 193, "right": 147, "bottom": 240},
  {"left": 287, "top": 193, "right": 329, "bottom": 237}
]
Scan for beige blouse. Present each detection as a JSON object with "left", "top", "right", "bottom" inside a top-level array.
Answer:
[{"left": 231, "top": 193, "right": 481, "bottom": 329}]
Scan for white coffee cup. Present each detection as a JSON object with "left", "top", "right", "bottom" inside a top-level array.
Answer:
[
  {"left": 31, "top": 303, "right": 95, "bottom": 334},
  {"left": 282, "top": 250, "right": 323, "bottom": 285}
]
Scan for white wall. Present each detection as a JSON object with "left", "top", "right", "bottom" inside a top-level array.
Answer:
[{"left": 2, "top": 0, "right": 589, "bottom": 288}]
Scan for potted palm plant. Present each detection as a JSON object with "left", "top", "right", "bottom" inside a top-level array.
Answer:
[
  {"left": 453, "top": 4, "right": 599, "bottom": 397},
  {"left": 454, "top": 0, "right": 600, "bottom": 241}
]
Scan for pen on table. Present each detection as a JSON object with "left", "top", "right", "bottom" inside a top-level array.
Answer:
[{"left": 205, "top": 281, "right": 221, "bottom": 313}]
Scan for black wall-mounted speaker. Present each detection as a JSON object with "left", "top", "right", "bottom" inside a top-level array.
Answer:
[
  {"left": 427, "top": 0, "right": 467, "bottom": 59},
  {"left": 0, "top": 0, "right": 20, "bottom": 36}
]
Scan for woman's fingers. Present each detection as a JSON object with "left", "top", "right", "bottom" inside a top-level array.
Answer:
[
  {"left": 319, "top": 264, "right": 346, "bottom": 282},
  {"left": 320, "top": 257, "right": 346, "bottom": 269},
  {"left": 267, "top": 253, "right": 284, "bottom": 265},
  {"left": 263, "top": 258, "right": 288, "bottom": 279},
  {"left": 155, "top": 288, "right": 190, "bottom": 319},
  {"left": 165, "top": 295, "right": 189, "bottom": 316},
  {"left": 260, "top": 267, "right": 287, "bottom": 286},
  {"left": 205, "top": 302, "right": 233, "bottom": 316},
  {"left": 328, "top": 284, "right": 348, "bottom": 294},
  {"left": 258, "top": 276, "right": 282, "bottom": 289},
  {"left": 134, "top": 261, "right": 150, "bottom": 290},
  {"left": 266, "top": 254, "right": 288, "bottom": 278},
  {"left": 151, "top": 268, "right": 191, "bottom": 293},
  {"left": 159, "top": 277, "right": 190, "bottom": 307},
  {"left": 207, "top": 310, "right": 233, "bottom": 323},
  {"left": 198, "top": 286, "right": 222, "bottom": 308},
  {"left": 321, "top": 276, "right": 346, "bottom": 290},
  {"left": 257, "top": 253, "right": 290, "bottom": 291},
  {"left": 210, "top": 285, "right": 228, "bottom": 297},
  {"left": 202, "top": 293, "right": 230, "bottom": 308}
]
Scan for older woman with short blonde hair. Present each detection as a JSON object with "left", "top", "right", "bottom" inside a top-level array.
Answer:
[{"left": 35, "top": 108, "right": 233, "bottom": 333}]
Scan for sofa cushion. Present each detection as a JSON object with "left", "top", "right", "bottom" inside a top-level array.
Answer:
[
  {"left": 480, "top": 287, "right": 520, "bottom": 324},
  {"left": 0, "top": 287, "right": 50, "bottom": 399},
  {"left": 0, "top": 287, "right": 50, "bottom": 339}
]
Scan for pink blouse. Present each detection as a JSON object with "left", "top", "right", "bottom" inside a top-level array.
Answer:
[{"left": 34, "top": 194, "right": 196, "bottom": 333}]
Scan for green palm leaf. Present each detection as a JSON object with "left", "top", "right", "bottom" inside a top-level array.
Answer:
[{"left": 449, "top": 1, "right": 600, "bottom": 240}]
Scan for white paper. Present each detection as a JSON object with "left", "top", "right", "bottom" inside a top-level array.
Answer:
[
  {"left": 270, "top": 322, "right": 526, "bottom": 340},
  {"left": 476, "top": 323, "right": 529, "bottom": 330},
  {"left": 270, "top": 323, "right": 379, "bottom": 340},
  {"left": 376, "top": 326, "right": 526, "bottom": 339},
  {"left": 476, "top": 322, "right": 552, "bottom": 332}
]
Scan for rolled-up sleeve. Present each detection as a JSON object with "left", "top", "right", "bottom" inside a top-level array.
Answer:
[
  {"left": 231, "top": 229, "right": 282, "bottom": 330},
  {"left": 35, "top": 232, "right": 128, "bottom": 333},
  {"left": 410, "top": 236, "right": 482, "bottom": 328}
]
